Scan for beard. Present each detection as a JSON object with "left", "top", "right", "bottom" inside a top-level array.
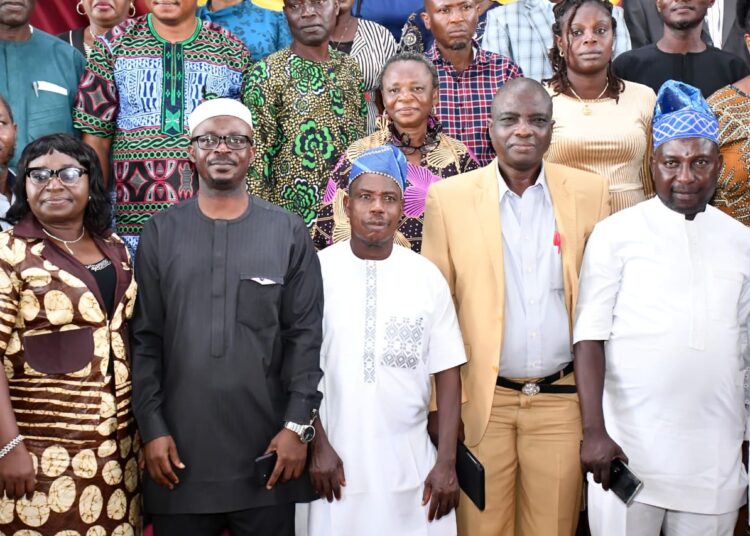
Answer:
[
  {"left": 664, "top": 13, "right": 704, "bottom": 31},
  {"left": 449, "top": 41, "right": 469, "bottom": 50}
]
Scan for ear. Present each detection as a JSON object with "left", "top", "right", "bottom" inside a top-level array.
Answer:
[
  {"left": 421, "top": 11, "right": 431, "bottom": 31},
  {"left": 188, "top": 143, "right": 196, "bottom": 164},
  {"left": 343, "top": 190, "right": 352, "bottom": 219},
  {"left": 745, "top": 33, "right": 750, "bottom": 53},
  {"left": 554, "top": 33, "right": 564, "bottom": 55}
]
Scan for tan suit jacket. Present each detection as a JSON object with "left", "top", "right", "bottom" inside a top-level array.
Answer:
[{"left": 422, "top": 160, "right": 610, "bottom": 447}]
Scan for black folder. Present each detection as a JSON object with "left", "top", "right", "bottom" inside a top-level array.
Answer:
[{"left": 456, "top": 441, "right": 485, "bottom": 511}]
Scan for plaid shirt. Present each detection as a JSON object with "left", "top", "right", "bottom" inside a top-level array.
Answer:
[
  {"left": 426, "top": 42, "right": 522, "bottom": 167},
  {"left": 481, "top": 0, "right": 632, "bottom": 83}
]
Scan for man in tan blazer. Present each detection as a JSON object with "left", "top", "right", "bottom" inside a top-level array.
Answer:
[{"left": 422, "top": 78, "right": 611, "bottom": 536}]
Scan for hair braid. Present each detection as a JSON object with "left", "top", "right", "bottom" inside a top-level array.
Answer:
[{"left": 543, "top": 0, "right": 626, "bottom": 102}]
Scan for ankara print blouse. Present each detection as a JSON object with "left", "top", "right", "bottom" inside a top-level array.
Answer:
[{"left": 0, "top": 215, "right": 140, "bottom": 534}]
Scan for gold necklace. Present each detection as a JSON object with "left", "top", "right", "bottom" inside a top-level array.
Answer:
[
  {"left": 568, "top": 83, "right": 609, "bottom": 116},
  {"left": 42, "top": 227, "right": 85, "bottom": 256}
]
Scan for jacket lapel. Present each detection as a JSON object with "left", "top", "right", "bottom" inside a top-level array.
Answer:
[
  {"left": 475, "top": 162, "right": 505, "bottom": 332},
  {"left": 13, "top": 215, "right": 131, "bottom": 317},
  {"left": 545, "top": 164, "right": 578, "bottom": 334}
]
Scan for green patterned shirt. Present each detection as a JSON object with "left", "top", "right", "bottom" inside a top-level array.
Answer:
[{"left": 243, "top": 48, "right": 367, "bottom": 227}]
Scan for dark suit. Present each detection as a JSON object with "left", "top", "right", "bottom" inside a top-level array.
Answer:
[{"left": 623, "top": 0, "right": 750, "bottom": 67}]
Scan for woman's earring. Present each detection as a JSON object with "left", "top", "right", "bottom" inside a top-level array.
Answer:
[
  {"left": 129, "top": 2, "right": 136, "bottom": 17},
  {"left": 560, "top": 49, "right": 565, "bottom": 58},
  {"left": 76, "top": 0, "right": 85, "bottom": 16}
]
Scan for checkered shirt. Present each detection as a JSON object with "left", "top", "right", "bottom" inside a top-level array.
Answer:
[
  {"left": 426, "top": 42, "right": 522, "bottom": 167},
  {"left": 481, "top": 0, "right": 632, "bottom": 83}
]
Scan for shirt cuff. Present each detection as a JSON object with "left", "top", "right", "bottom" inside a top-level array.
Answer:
[
  {"left": 137, "top": 411, "right": 171, "bottom": 444},
  {"left": 284, "top": 393, "right": 321, "bottom": 425}
]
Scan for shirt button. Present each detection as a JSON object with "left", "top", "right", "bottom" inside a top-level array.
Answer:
[
  {"left": 529, "top": 299, "right": 535, "bottom": 305},
  {"left": 526, "top": 268, "right": 533, "bottom": 274},
  {"left": 530, "top": 332, "right": 537, "bottom": 338}
]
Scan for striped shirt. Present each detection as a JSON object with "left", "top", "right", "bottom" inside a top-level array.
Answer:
[
  {"left": 336, "top": 19, "right": 397, "bottom": 133},
  {"left": 426, "top": 42, "right": 522, "bottom": 167}
]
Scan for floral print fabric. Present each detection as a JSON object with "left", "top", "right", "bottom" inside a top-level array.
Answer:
[{"left": 243, "top": 48, "right": 367, "bottom": 228}]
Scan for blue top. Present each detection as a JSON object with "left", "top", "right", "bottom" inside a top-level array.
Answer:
[
  {"left": 197, "top": 0, "right": 292, "bottom": 61},
  {"left": 0, "top": 29, "right": 85, "bottom": 171}
]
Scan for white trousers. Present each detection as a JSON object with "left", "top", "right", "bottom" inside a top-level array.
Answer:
[{"left": 588, "top": 480, "right": 738, "bottom": 536}]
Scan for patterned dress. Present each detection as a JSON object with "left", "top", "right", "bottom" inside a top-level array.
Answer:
[
  {"left": 0, "top": 215, "right": 140, "bottom": 534},
  {"left": 312, "top": 116, "right": 479, "bottom": 253},
  {"left": 708, "top": 84, "right": 750, "bottom": 226},
  {"left": 74, "top": 14, "right": 252, "bottom": 255},
  {"left": 243, "top": 48, "right": 367, "bottom": 228}
]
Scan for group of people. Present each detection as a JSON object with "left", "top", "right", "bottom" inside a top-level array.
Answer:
[{"left": 0, "top": 0, "right": 750, "bottom": 535}]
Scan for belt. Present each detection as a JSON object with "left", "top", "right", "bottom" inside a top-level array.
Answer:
[{"left": 496, "top": 362, "right": 576, "bottom": 396}]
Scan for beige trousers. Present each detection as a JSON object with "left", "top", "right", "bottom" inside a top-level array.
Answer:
[{"left": 457, "top": 373, "right": 583, "bottom": 536}]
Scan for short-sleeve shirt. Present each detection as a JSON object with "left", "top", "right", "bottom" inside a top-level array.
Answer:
[{"left": 73, "top": 14, "right": 251, "bottom": 254}]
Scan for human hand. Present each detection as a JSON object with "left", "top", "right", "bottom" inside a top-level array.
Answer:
[
  {"left": 580, "top": 428, "right": 628, "bottom": 490},
  {"left": 265, "top": 428, "right": 307, "bottom": 490},
  {"left": 0, "top": 443, "right": 35, "bottom": 499},
  {"left": 144, "top": 435, "right": 185, "bottom": 490},
  {"left": 309, "top": 438, "right": 345, "bottom": 502},
  {"left": 422, "top": 459, "right": 460, "bottom": 521}
]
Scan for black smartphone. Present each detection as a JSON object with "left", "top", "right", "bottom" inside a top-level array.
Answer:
[
  {"left": 609, "top": 458, "right": 643, "bottom": 506},
  {"left": 253, "top": 452, "right": 278, "bottom": 487}
]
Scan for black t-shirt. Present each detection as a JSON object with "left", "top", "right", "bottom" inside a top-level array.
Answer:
[{"left": 612, "top": 45, "right": 750, "bottom": 98}]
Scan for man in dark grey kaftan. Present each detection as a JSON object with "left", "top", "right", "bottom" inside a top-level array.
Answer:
[{"left": 131, "top": 99, "right": 323, "bottom": 536}]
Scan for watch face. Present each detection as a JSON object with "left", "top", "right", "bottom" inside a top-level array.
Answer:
[{"left": 301, "top": 426, "right": 316, "bottom": 443}]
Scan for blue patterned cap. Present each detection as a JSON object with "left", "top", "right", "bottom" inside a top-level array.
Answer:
[
  {"left": 652, "top": 80, "right": 719, "bottom": 149},
  {"left": 349, "top": 145, "right": 408, "bottom": 192}
]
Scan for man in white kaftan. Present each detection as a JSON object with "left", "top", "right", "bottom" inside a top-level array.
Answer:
[
  {"left": 305, "top": 144, "right": 466, "bottom": 536},
  {"left": 574, "top": 80, "right": 750, "bottom": 536}
]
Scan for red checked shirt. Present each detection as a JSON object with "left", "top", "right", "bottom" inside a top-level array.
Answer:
[{"left": 426, "top": 42, "right": 522, "bottom": 166}]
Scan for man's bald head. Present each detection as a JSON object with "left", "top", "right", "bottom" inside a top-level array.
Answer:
[{"left": 492, "top": 78, "right": 553, "bottom": 118}]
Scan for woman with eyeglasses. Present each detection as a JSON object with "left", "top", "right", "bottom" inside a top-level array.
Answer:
[
  {"left": 312, "top": 52, "right": 479, "bottom": 253},
  {"left": 0, "top": 134, "right": 141, "bottom": 534}
]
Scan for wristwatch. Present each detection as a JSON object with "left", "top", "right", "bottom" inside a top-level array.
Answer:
[{"left": 284, "top": 421, "right": 315, "bottom": 443}]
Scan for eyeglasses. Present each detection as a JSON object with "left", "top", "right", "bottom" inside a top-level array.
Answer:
[
  {"left": 284, "top": 0, "right": 329, "bottom": 12},
  {"left": 190, "top": 134, "right": 254, "bottom": 151},
  {"left": 26, "top": 167, "right": 88, "bottom": 185},
  {"left": 397, "top": 142, "right": 439, "bottom": 156}
]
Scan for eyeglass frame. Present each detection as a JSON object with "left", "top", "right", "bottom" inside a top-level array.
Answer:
[
  {"left": 190, "top": 134, "right": 255, "bottom": 151},
  {"left": 25, "top": 167, "right": 89, "bottom": 186},
  {"left": 283, "top": 0, "right": 331, "bottom": 12}
]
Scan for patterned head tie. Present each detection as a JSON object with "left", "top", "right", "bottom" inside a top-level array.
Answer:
[
  {"left": 652, "top": 80, "right": 719, "bottom": 149},
  {"left": 188, "top": 98, "right": 254, "bottom": 135},
  {"left": 348, "top": 145, "right": 408, "bottom": 192}
]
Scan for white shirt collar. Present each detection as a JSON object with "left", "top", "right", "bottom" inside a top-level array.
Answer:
[{"left": 495, "top": 162, "right": 552, "bottom": 205}]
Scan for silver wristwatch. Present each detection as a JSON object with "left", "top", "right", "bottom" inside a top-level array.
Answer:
[{"left": 284, "top": 421, "right": 315, "bottom": 443}]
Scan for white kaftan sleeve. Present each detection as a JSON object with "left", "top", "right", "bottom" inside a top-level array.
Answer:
[
  {"left": 573, "top": 222, "right": 624, "bottom": 344},
  {"left": 426, "top": 269, "right": 467, "bottom": 375}
]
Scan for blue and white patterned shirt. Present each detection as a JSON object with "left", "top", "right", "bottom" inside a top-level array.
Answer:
[{"left": 197, "top": 0, "right": 292, "bottom": 61}]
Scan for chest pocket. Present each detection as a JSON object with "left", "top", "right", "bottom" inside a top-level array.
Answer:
[
  {"left": 381, "top": 316, "right": 425, "bottom": 370},
  {"left": 27, "top": 87, "right": 72, "bottom": 141},
  {"left": 237, "top": 274, "right": 284, "bottom": 330},
  {"left": 23, "top": 327, "right": 94, "bottom": 375}
]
